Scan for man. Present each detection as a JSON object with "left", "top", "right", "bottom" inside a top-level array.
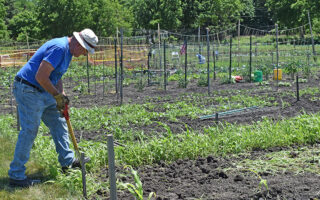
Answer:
[{"left": 8, "top": 28, "right": 98, "bottom": 187}]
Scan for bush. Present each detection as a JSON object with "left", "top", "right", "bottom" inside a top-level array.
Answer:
[{"left": 197, "top": 74, "right": 208, "bottom": 87}]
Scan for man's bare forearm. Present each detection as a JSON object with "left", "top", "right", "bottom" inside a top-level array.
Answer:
[
  {"left": 56, "top": 79, "right": 65, "bottom": 94},
  {"left": 35, "top": 60, "right": 60, "bottom": 96},
  {"left": 38, "top": 77, "right": 60, "bottom": 96}
]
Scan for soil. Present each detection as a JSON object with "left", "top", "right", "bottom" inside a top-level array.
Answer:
[{"left": 95, "top": 145, "right": 320, "bottom": 199}]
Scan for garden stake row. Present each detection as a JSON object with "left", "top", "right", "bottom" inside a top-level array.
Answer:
[
  {"left": 296, "top": 75, "right": 300, "bottom": 101},
  {"left": 199, "top": 106, "right": 260, "bottom": 120}
]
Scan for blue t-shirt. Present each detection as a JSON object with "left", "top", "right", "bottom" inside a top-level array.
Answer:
[{"left": 17, "top": 37, "right": 72, "bottom": 89}]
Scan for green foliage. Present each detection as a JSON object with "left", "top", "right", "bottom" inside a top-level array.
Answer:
[
  {"left": 265, "top": 0, "right": 320, "bottom": 32},
  {"left": 197, "top": 74, "right": 208, "bottom": 87},
  {"left": 256, "top": 63, "right": 273, "bottom": 79},
  {"left": 197, "top": 0, "right": 254, "bottom": 31},
  {"left": 283, "top": 61, "right": 301, "bottom": 75},
  {"left": 248, "top": 169, "right": 269, "bottom": 192},
  {"left": 134, "top": 77, "right": 147, "bottom": 92},
  {"left": 3, "top": 0, "right": 320, "bottom": 40},
  {"left": 37, "top": 0, "right": 93, "bottom": 38},
  {"left": 129, "top": 0, "right": 182, "bottom": 30},
  {"left": 278, "top": 81, "right": 292, "bottom": 87},
  {"left": 178, "top": 75, "right": 188, "bottom": 88},
  {"left": 119, "top": 166, "right": 156, "bottom": 200},
  {"left": 36, "top": 0, "right": 133, "bottom": 38},
  {"left": 0, "top": 0, "right": 9, "bottom": 40},
  {"left": 8, "top": 10, "right": 41, "bottom": 41},
  {"left": 90, "top": 0, "right": 133, "bottom": 36},
  {"left": 220, "top": 74, "right": 235, "bottom": 84}
]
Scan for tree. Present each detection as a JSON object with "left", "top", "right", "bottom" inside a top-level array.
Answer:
[
  {"left": 196, "top": 0, "right": 254, "bottom": 32},
  {"left": 8, "top": 10, "right": 40, "bottom": 41},
  {"left": 180, "top": 0, "right": 202, "bottom": 31},
  {"left": 89, "top": 0, "right": 134, "bottom": 37},
  {"left": 37, "top": 0, "right": 134, "bottom": 38},
  {"left": 0, "top": 0, "right": 9, "bottom": 40},
  {"left": 37, "top": 0, "right": 93, "bottom": 38},
  {"left": 130, "top": 0, "right": 182, "bottom": 31},
  {"left": 265, "top": 0, "right": 320, "bottom": 31},
  {"left": 241, "top": 0, "right": 274, "bottom": 30}
]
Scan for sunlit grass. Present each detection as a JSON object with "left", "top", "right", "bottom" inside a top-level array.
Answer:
[
  {"left": 0, "top": 116, "right": 83, "bottom": 200},
  {"left": 232, "top": 144, "right": 320, "bottom": 175}
]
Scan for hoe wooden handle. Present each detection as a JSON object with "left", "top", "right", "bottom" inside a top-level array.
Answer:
[{"left": 63, "top": 103, "right": 80, "bottom": 157}]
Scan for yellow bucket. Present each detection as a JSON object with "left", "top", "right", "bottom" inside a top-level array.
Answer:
[{"left": 273, "top": 69, "right": 282, "bottom": 80}]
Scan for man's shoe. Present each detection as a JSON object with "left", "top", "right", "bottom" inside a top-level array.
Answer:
[
  {"left": 62, "top": 157, "right": 91, "bottom": 172},
  {"left": 9, "top": 178, "right": 41, "bottom": 188},
  {"left": 71, "top": 157, "right": 91, "bottom": 168}
]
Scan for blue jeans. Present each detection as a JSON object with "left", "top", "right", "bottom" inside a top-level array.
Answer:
[{"left": 8, "top": 81, "right": 74, "bottom": 180}]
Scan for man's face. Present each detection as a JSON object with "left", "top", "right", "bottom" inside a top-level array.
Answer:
[{"left": 73, "top": 42, "right": 88, "bottom": 57}]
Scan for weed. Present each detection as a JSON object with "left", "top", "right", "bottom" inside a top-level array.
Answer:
[
  {"left": 278, "top": 81, "right": 292, "bottom": 87},
  {"left": 197, "top": 74, "right": 208, "bottom": 87},
  {"left": 119, "top": 166, "right": 156, "bottom": 200},
  {"left": 248, "top": 169, "right": 269, "bottom": 192},
  {"left": 135, "top": 78, "right": 147, "bottom": 92}
]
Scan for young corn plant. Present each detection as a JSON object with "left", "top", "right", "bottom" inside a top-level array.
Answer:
[
  {"left": 119, "top": 166, "right": 156, "bottom": 200},
  {"left": 248, "top": 169, "right": 269, "bottom": 193}
]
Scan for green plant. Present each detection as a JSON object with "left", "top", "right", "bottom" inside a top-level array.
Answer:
[
  {"left": 73, "top": 82, "right": 89, "bottom": 94},
  {"left": 283, "top": 61, "right": 302, "bottom": 79},
  {"left": 135, "top": 78, "right": 147, "bottom": 92},
  {"left": 301, "top": 64, "right": 311, "bottom": 78},
  {"left": 178, "top": 76, "right": 188, "bottom": 88},
  {"left": 256, "top": 63, "right": 273, "bottom": 80},
  {"left": 248, "top": 169, "right": 269, "bottom": 192},
  {"left": 278, "top": 81, "right": 292, "bottom": 87},
  {"left": 220, "top": 74, "right": 235, "bottom": 84},
  {"left": 256, "top": 81, "right": 269, "bottom": 86},
  {"left": 298, "top": 78, "right": 307, "bottom": 83},
  {"left": 197, "top": 74, "right": 208, "bottom": 87},
  {"left": 119, "top": 166, "right": 156, "bottom": 200}
]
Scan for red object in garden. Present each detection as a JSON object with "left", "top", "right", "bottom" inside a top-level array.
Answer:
[{"left": 234, "top": 76, "right": 243, "bottom": 82}]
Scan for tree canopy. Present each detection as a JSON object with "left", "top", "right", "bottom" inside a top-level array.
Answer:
[{"left": 1, "top": 0, "right": 320, "bottom": 41}]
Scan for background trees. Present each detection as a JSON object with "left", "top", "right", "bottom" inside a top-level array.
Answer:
[
  {"left": 1, "top": 0, "right": 320, "bottom": 41},
  {"left": 0, "top": 0, "right": 9, "bottom": 40},
  {"left": 265, "top": 0, "right": 320, "bottom": 32}
]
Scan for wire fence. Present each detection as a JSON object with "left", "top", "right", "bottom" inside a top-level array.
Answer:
[{"left": 0, "top": 24, "right": 319, "bottom": 115}]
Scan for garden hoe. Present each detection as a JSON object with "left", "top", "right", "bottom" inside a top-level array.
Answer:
[{"left": 63, "top": 103, "right": 87, "bottom": 166}]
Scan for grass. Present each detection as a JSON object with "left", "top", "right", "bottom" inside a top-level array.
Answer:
[
  {"left": 0, "top": 115, "right": 83, "bottom": 200},
  {"left": 115, "top": 113, "right": 320, "bottom": 166},
  {"left": 234, "top": 145, "right": 320, "bottom": 175}
]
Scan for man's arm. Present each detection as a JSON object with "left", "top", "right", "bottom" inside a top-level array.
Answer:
[
  {"left": 35, "top": 60, "right": 60, "bottom": 96},
  {"left": 56, "top": 79, "right": 65, "bottom": 95}
]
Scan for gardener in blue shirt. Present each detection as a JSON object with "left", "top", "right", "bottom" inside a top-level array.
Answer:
[{"left": 8, "top": 28, "right": 98, "bottom": 187}]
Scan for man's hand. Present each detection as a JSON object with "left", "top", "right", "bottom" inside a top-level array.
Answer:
[{"left": 54, "top": 94, "right": 70, "bottom": 112}]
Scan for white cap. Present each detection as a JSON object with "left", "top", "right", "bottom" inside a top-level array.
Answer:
[{"left": 73, "top": 28, "right": 98, "bottom": 54}]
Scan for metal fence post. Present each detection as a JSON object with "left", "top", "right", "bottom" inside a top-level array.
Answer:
[
  {"left": 107, "top": 134, "right": 117, "bottom": 200},
  {"left": 80, "top": 153, "right": 87, "bottom": 199}
]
